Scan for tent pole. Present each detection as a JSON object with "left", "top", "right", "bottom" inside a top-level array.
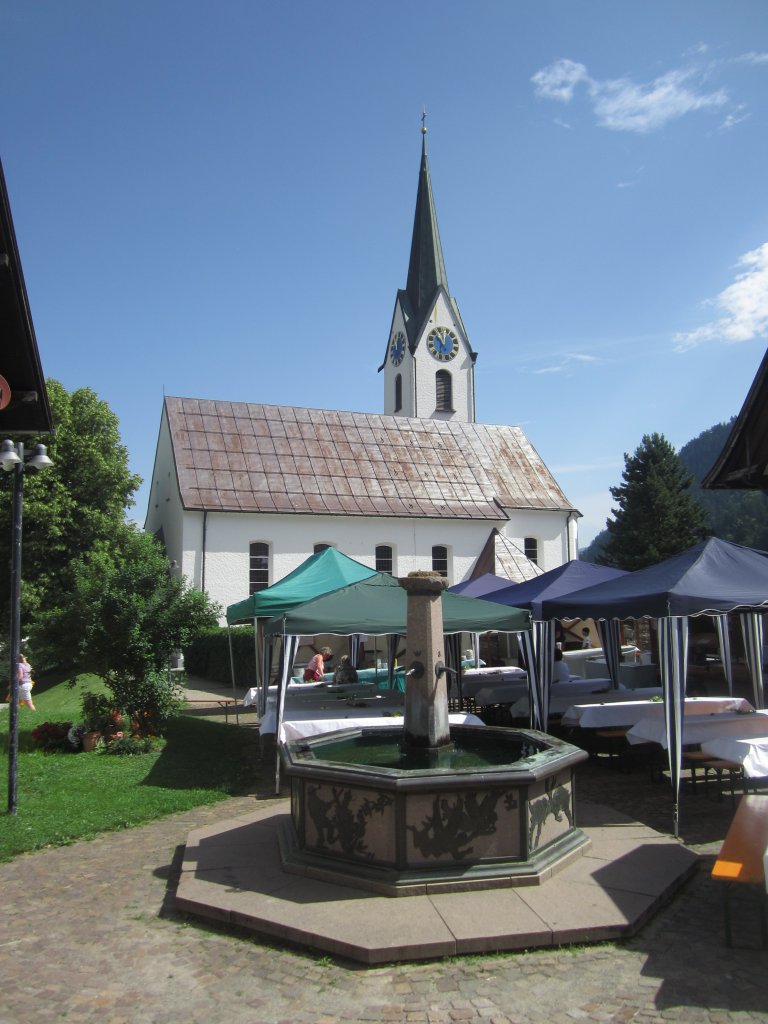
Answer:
[{"left": 227, "top": 625, "right": 237, "bottom": 701}]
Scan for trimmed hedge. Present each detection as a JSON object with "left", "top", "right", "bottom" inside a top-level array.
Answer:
[{"left": 183, "top": 626, "right": 258, "bottom": 688}]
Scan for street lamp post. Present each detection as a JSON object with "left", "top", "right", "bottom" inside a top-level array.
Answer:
[{"left": 2, "top": 439, "right": 53, "bottom": 814}]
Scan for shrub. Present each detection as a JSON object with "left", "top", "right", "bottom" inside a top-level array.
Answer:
[
  {"left": 80, "top": 691, "right": 118, "bottom": 733},
  {"left": 183, "top": 626, "right": 257, "bottom": 687},
  {"left": 103, "top": 734, "right": 157, "bottom": 756},
  {"left": 31, "top": 721, "right": 72, "bottom": 752},
  {"left": 107, "top": 670, "right": 184, "bottom": 737}
]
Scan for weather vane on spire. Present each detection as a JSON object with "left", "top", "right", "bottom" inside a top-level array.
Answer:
[{"left": 421, "top": 108, "right": 427, "bottom": 135}]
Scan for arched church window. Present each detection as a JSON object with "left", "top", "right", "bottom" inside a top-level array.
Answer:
[
  {"left": 249, "top": 542, "right": 270, "bottom": 593},
  {"left": 435, "top": 370, "right": 452, "bottom": 412},
  {"left": 524, "top": 537, "right": 539, "bottom": 566},
  {"left": 394, "top": 374, "right": 402, "bottom": 413},
  {"left": 432, "top": 545, "right": 449, "bottom": 578},
  {"left": 375, "top": 545, "right": 393, "bottom": 575}
]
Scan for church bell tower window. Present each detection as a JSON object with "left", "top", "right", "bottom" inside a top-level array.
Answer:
[{"left": 435, "top": 370, "right": 453, "bottom": 412}]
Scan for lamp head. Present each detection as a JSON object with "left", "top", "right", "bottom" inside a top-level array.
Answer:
[
  {"left": 25, "top": 444, "right": 53, "bottom": 472},
  {"left": 0, "top": 439, "right": 21, "bottom": 471}
]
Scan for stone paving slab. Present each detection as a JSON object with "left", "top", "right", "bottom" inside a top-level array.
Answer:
[
  {"left": 175, "top": 799, "right": 699, "bottom": 964},
  {"left": 2, "top": 788, "right": 768, "bottom": 1023}
]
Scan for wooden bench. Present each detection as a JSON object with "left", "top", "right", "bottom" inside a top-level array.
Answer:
[
  {"left": 183, "top": 698, "right": 241, "bottom": 725},
  {"left": 711, "top": 794, "right": 768, "bottom": 948},
  {"left": 683, "top": 751, "right": 744, "bottom": 805}
]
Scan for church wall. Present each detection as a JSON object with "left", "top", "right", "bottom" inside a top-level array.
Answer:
[
  {"left": 182, "top": 510, "right": 508, "bottom": 621},
  {"left": 500, "top": 510, "right": 575, "bottom": 571}
]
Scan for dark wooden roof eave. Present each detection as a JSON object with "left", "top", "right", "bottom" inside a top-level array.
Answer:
[
  {"left": 703, "top": 347, "right": 768, "bottom": 491},
  {"left": 0, "top": 159, "right": 54, "bottom": 436}
]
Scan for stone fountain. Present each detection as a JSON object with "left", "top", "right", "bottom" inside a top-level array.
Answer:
[{"left": 279, "top": 572, "right": 589, "bottom": 895}]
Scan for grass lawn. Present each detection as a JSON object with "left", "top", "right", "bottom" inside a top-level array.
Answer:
[{"left": 0, "top": 672, "right": 262, "bottom": 862}]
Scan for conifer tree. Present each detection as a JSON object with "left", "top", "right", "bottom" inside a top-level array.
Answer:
[{"left": 600, "top": 433, "right": 708, "bottom": 571}]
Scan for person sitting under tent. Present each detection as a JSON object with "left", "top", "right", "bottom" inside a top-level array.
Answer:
[
  {"left": 303, "top": 646, "right": 333, "bottom": 681},
  {"left": 552, "top": 648, "right": 570, "bottom": 684},
  {"left": 332, "top": 655, "right": 358, "bottom": 684}
]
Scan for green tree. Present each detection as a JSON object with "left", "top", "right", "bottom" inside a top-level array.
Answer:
[
  {"left": 31, "top": 524, "right": 219, "bottom": 684},
  {"left": 0, "top": 380, "right": 141, "bottom": 630},
  {"left": 600, "top": 433, "right": 708, "bottom": 571}
]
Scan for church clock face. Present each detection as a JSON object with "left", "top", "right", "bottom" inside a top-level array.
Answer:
[
  {"left": 426, "top": 327, "right": 459, "bottom": 362},
  {"left": 389, "top": 330, "right": 406, "bottom": 366}
]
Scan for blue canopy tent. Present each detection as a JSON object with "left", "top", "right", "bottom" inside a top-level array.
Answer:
[
  {"left": 470, "top": 561, "right": 628, "bottom": 729},
  {"left": 540, "top": 538, "right": 768, "bottom": 836},
  {"left": 448, "top": 573, "right": 514, "bottom": 598}
]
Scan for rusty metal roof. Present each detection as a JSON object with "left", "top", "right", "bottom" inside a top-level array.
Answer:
[{"left": 165, "top": 396, "right": 575, "bottom": 520}]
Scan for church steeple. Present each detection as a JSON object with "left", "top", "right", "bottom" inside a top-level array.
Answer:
[
  {"left": 405, "top": 117, "right": 449, "bottom": 324},
  {"left": 381, "top": 117, "right": 476, "bottom": 423}
]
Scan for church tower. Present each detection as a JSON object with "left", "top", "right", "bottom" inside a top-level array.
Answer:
[{"left": 381, "top": 118, "right": 477, "bottom": 422}]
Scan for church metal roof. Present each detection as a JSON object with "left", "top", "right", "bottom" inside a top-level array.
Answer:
[
  {"left": 406, "top": 134, "right": 449, "bottom": 324},
  {"left": 165, "top": 396, "right": 575, "bottom": 520}
]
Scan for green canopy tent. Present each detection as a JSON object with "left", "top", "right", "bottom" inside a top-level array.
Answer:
[
  {"left": 264, "top": 571, "right": 531, "bottom": 638},
  {"left": 265, "top": 573, "right": 531, "bottom": 790},
  {"left": 225, "top": 548, "right": 378, "bottom": 710},
  {"left": 226, "top": 547, "right": 377, "bottom": 624}
]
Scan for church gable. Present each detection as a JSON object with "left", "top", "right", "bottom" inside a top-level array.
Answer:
[{"left": 164, "top": 396, "right": 574, "bottom": 521}]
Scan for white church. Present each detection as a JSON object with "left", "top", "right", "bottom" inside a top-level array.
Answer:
[{"left": 144, "top": 127, "right": 579, "bottom": 619}]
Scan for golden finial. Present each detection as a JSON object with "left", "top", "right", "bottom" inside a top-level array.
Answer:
[{"left": 421, "top": 108, "right": 427, "bottom": 135}]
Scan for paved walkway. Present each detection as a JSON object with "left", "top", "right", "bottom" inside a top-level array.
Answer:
[
  {"left": 2, "top": 751, "right": 768, "bottom": 1023},
  {"left": 2, "top": 664, "right": 767, "bottom": 1023}
]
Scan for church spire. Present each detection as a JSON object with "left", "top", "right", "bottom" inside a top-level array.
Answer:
[{"left": 405, "top": 112, "right": 449, "bottom": 322}]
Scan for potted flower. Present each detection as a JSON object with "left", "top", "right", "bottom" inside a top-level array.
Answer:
[{"left": 80, "top": 692, "right": 117, "bottom": 751}]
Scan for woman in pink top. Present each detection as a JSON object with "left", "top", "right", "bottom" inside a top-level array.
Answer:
[
  {"left": 17, "top": 653, "right": 36, "bottom": 710},
  {"left": 303, "top": 647, "right": 333, "bottom": 682}
]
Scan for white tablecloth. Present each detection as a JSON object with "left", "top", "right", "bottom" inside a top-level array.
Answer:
[
  {"left": 583, "top": 660, "right": 658, "bottom": 688},
  {"left": 278, "top": 712, "right": 483, "bottom": 743},
  {"left": 460, "top": 667, "right": 527, "bottom": 698},
  {"left": 562, "top": 646, "right": 638, "bottom": 677},
  {"left": 509, "top": 678, "right": 616, "bottom": 718},
  {"left": 627, "top": 709, "right": 768, "bottom": 747},
  {"left": 243, "top": 680, "right": 381, "bottom": 708},
  {"left": 699, "top": 734, "right": 768, "bottom": 778},
  {"left": 562, "top": 696, "right": 752, "bottom": 729}
]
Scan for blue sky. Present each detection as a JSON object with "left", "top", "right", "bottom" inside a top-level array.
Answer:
[{"left": 1, "top": 1, "right": 767, "bottom": 545}]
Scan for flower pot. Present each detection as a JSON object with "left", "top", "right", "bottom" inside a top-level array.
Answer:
[{"left": 82, "top": 731, "right": 102, "bottom": 752}]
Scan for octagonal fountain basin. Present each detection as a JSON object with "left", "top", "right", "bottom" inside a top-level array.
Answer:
[{"left": 279, "top": 725, "right": 590, "bottom": 896}]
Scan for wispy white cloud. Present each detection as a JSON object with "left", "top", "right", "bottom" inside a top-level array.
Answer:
[
  {"left": 529, "top": 352, "right": 598, "bottom": 375},
  {"left": 685, "top": 42, "right": 710, "bottom": 58},
  {"left": 675, "top": 243, "right": 768, "bottom": 349},
  {"left": 592, "top": 68, "right": 727, "bottom": 132},
  {"left": 532, "top": 365, "right": 565, "bottom": 375},
  {"left": 531, "top": 50, "right": 764, "bottom": 133},
  {"left": 550, "top": 456, "right": 623, "bottom": 474},
  {"left": 720, "top": 107, "right": 750, "bottom": 131},
  {"left": 736, "top": 52, "right": 768, "bottom": 66},
  {"left": 531, "top": 59, "right": 589, "bottom": 103}
]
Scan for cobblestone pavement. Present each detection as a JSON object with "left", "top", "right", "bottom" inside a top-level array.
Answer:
[{"left": 2, "top": 746, "right": 768, "bottom": 1024}]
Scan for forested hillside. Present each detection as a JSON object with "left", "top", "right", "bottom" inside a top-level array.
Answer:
[{"left": 580, "top": 419, "right": 768, "bottom": 561}]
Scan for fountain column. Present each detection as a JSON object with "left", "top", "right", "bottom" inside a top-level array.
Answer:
[{"left": 399, "top": 571, "right": 451, "bottom": 749}]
